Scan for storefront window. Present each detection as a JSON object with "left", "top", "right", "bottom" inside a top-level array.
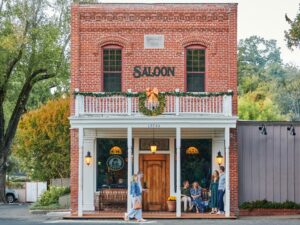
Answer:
[
  {"left": 180, "top": 139, "right": 212, "bottom": 189},
  {"left": 96, "top": 139, "right": 127, "bottom": 190},
  {"left": 103, "top": 46, "right": 122, "bottom": 92},
  {"left": 186, "top": 47, "right": 205, "bottom": 92}
]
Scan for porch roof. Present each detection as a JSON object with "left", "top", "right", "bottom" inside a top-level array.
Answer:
[{"left": 69, "top": 115, "right": 238, "bottom": 129}]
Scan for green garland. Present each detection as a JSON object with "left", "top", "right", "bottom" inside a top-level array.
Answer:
[
  {"left": 74, "top": 90, "right": 233, "bottom": 97},
  {"left": 138, "top": 93, "right": 166, "bottom": 116},
  {"left": 73, "top": 91, "right": 139, "bottom": 97},
  {"left": 73, "top": 90, "right": 233, "bottom": 116}
]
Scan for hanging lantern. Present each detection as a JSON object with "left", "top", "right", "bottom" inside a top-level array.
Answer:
[
  {"left": 110, "top": 146, "right": 122, "bottom": 155},
  {"left": 85, "top": 151, "right": 92, "bottom": 166},
  {"left": 186, "top": 146, "right": 199, "bottom": 155},
  {"left": 215, "top": 151, "right": 224, "bottom": 166},
  {"left": 150, "top": 144, "right": 157, "bottom": 154},
  {"left": 150, "top": 127, "right": 157, "bottom": 154}
]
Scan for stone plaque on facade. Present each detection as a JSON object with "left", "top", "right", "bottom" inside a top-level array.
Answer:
[{"left": 144, "top": 35, "right": 164, "bottom": 49}]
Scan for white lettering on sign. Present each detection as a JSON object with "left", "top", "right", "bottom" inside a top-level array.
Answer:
[
  {"left": 144, "top": 35, "right": 164, "bottom": 49},
  {"left": 148, "top": 123, "right": 160, "bottom": 128}
]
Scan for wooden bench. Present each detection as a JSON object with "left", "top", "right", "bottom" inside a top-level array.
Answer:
[
  {"left": 182, "top": 188, "right": 210, "bottom": 212},
  {"left": 95, "top": 188, "right": 128, "bottom": 211}
]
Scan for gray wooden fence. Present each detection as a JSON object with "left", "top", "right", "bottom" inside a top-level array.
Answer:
[
  {"left": 50, "top": 178, "right": 70, "bottom": 187},
  {"left": 238, "top": 121, "right": 300, "bottom": 204}
]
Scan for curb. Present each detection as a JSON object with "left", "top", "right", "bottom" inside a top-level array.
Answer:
[
  {"left": 30, "top": 209, "right": 70, "bottom": 215},
  {"left": 47, "top": 211, "right": 71, "bottom": 216}
]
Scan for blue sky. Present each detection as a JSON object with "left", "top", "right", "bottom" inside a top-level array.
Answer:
[{"left": 97, "top": 0, "right": 300, "bottom": 67}]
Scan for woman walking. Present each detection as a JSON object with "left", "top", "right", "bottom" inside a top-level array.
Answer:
[
  {"left": 209, "top": 170, "right": 219, "bottom": 214},
  {"left": 124, "top": 174, "right": 146, "bottom": 222}
]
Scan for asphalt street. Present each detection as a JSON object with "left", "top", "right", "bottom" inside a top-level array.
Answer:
[{"left": 1, "top": 204, "right": 300, "bottom": 225}]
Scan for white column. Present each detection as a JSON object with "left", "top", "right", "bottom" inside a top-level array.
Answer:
[
  {"left": 225, "top": 127, "right": 230, "bottom": 217},
  {"left": 78, "top": 127, "right": 83, "bottom": 216},
  {"left": 83, "top": 138, "right": 95, "bottom": 210},
  {"left": 133, "top": 137, "right": 139, "bottom": 174},
  {"left": 170, "top": 138, "right": 175, "bottom": 195},
  {"left": 127, "top": 127, "right": 133, "bottom": 211},
  {"left": 176, "top": 127, "right": 181, "bottom": 217}
]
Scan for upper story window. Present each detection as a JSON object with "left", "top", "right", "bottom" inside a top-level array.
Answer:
[
  {"left": 103, "top": 46, "right": 122, "bottom": 92},
  {"left": 186, "top": 47, "right": 205, "bottom": 92}
]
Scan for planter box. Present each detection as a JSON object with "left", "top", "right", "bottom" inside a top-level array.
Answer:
[
  {"left": 167, "top": 201, "right": 176, "bottom": 212},
  {"left": 239, "top": 208, "right": 300, "bottom": 216}
]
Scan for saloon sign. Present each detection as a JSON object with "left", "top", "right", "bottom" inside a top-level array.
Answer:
[{"left": 133, "top": 66, "right": 175, "bottom": 78}]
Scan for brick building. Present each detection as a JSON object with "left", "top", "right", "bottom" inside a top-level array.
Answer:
[{"left": 70, "top": 3, "right": 238, "bottom": 218}]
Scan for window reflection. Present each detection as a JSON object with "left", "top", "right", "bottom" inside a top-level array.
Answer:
[{"left": 96, "top": 139, "right": 128, "bottom": 190}]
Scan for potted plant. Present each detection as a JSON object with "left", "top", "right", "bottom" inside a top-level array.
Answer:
[{"left": 167, "top": 196, "right": 176, "bottom": 212}]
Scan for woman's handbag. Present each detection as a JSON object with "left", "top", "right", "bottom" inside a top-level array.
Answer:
[{"left": 133, "top": 197, "right": 142, "bottom": 210}]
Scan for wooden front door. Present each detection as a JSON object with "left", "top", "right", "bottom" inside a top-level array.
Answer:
[{"left": 139, "top": 154, "right": 170, "bottom": 211}]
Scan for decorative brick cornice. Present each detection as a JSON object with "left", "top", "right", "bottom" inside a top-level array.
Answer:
[
  {"left": 80, "top": 27, "right": 229, "bottom": 33},
  {"left": 80, "top": 11, "right": 229, "bottom": 23}
]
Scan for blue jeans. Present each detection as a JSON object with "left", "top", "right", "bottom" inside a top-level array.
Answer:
[
  {"left": 192, "top": 198, "right": 205, "bottom": 213},
  {"left": 128, "top": 196, "right": 142, "bottom": 220},
  {"left": 217, "top": 190, "right": 225, "bottom": 212}
]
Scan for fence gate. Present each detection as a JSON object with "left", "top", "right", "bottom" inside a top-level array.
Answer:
[{"left": 25, "top": 182, "right": 47, "bottom": 202}]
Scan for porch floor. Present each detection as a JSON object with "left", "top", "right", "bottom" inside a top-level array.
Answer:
[{"left": 64, "top": 211, "right": 236, "bottom": 219}]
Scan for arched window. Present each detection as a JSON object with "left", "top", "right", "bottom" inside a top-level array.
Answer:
[
  {"left": 102, "top": 45, "right": 122, "bottom": 92},
  {"left": 186, "top": 46, "right": 206, "bottom": 92}
]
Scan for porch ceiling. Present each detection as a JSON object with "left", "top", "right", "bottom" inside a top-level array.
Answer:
[{"left": 84, "top": 128, "right": 225, "bottom": 139}]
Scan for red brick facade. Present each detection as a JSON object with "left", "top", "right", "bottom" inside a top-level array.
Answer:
[
  {"left": 70, "top": 128, "right": 78, "bottom": 213},
  {"left": 70, "top": 3, "right": 238, "bottom": 216},
  {"left": 239, "top": 209, "right": 300, "bottom": 216}
]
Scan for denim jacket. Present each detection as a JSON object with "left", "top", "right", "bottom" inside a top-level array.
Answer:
[
  {"left": 130, "top": 181, "right": 141, "bottom": 197},
  {"left": 218, "top": 173, "right": 226, "bottom": 191}
]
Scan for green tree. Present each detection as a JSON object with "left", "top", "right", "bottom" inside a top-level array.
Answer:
[
  {"left": 274, "top": 65, "right": 300, "bottom": 120},
  {"left": 0, "top": 0, "right": 70, "bottom": 202},
  {"left": 238, "top": 36, "right": 283, "bottom": 95},
  {"left": 285, "top": 4, "right": 300, "bottom": 49},
  {"left": 238, "top": 91, "right": 285, "bottom": 121},
  {"left": 13, "top": 98, "right": 70, "bottom": 182}
]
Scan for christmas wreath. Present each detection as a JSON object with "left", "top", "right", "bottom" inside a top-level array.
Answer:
[{"left": 138, "top": 92, "right": 166, "bottom": 116}]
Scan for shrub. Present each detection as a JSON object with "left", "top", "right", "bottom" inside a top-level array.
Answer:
[
  {"left": 37, "top": 186, "right": 70, "bottom": 206},
  {"left": 239, "top": 199, "right": 300, "bottom": 209}
]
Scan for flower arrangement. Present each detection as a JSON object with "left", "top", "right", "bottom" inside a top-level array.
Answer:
[{"left": 167, "top": 196, "right": 176, "bottom": 201}]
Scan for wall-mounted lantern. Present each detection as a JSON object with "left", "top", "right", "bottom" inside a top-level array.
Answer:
[
  {"left": 258, "top": 124, "right": 267, "bottom": 135},
  {"left": 215, "top": 151, "right": 224, "bottom": 166},
  {"left": 84, "top": 151, "right": 92, "bottom": 166},
  {"left": 287, "top": 124, "right": 296, "bottom": 136}
]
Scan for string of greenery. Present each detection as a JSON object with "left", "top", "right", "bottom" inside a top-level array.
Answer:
[{"left": 73, "top": 90, "right": 234, "bottom": 98}]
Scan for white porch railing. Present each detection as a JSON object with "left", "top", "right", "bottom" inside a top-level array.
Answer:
[{"left": 74, "top": 90, "right": 233, "bottom": 117}]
